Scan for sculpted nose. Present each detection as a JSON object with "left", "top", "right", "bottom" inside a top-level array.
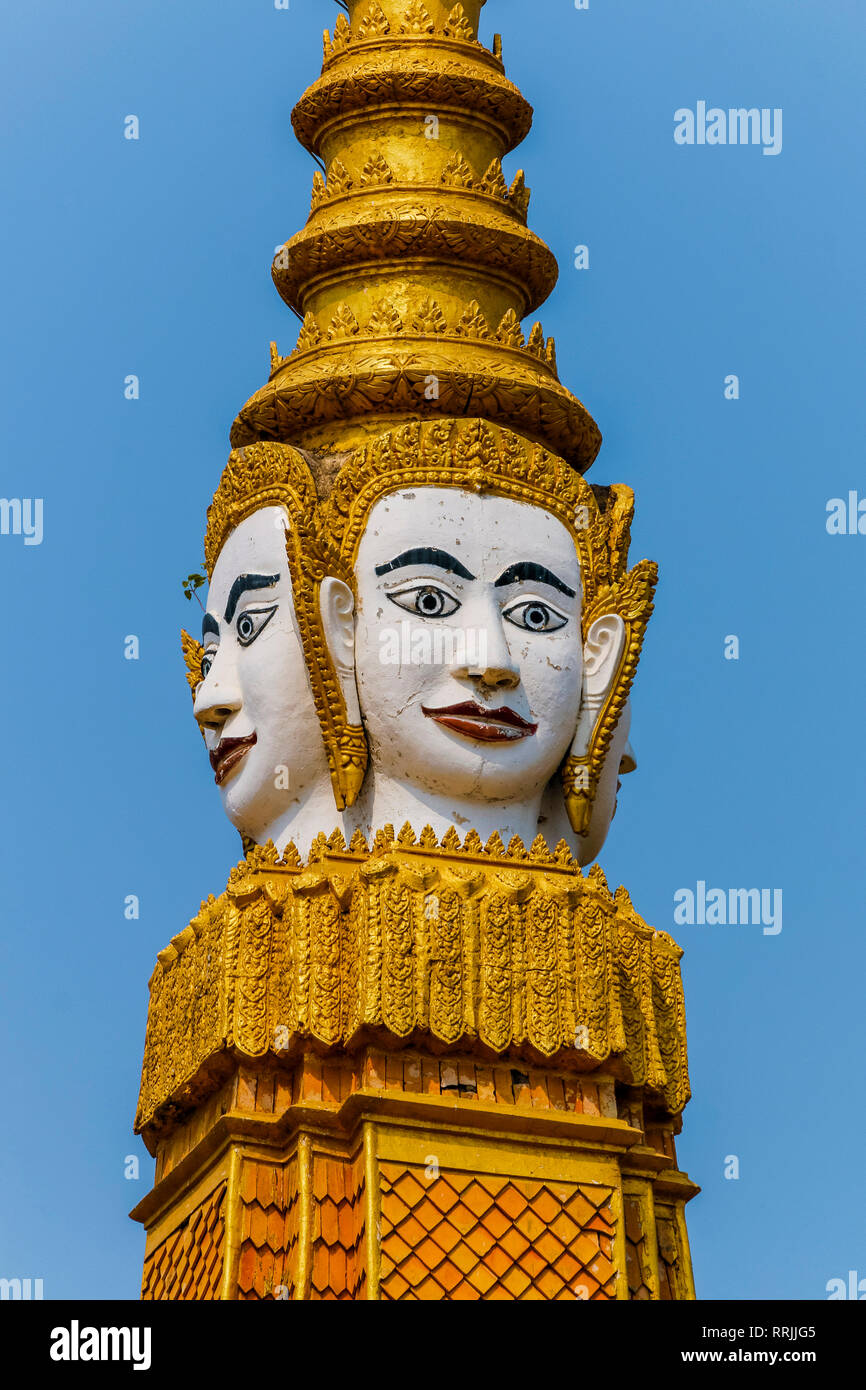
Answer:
[
  {"left": 468, "top": 661, "right": 520, "bottom": 691},
  {"left": 193, "top": 660, "right": 242, "bottom": 732},
  {"left": 451, "top": 608, "right": 521, "bottom": 691}
]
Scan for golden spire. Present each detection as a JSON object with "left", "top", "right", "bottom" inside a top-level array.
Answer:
[{"left": 231, "top": 0, "right": 601, "bottom": 471}]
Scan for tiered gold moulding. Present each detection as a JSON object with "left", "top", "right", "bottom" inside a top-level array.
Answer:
[
  {"left": 132, "top": 829, "right": 698, "bottom": 1300},
  {"left": 231, "top": 0, "right": 601, "bottom": 471}
]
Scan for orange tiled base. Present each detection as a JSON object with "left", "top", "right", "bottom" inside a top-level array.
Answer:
[
  {"left": 141, "top": 1183, "right": 225, "bottom": 1300},
  {"left": 380, "top": 1166, "right": 616, "bottom": 1301},
  {"left": 136, "top": 1050, "right": 696, "bottom": 1301}
]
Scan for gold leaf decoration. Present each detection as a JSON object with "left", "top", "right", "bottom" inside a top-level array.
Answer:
[
  {"left": 484, "top": 831, "right": 506, "bottom": 857},
  {"left": 325, "top": 157, "right": 354, "bottom": 196},
  {"left": 180, "top": 630, "right": 203, "bottom": 698},
  {"left": 481, "top": 158, "right": 509, "bottom": 200},
  {"left": 366, "top": 299, "right": 403, "bottom": 336},
  {"left": 332, "top": 14, "right": 352, "bottom": 51},
  {"left": 463, "top": 829, "right": 484, "bottom": 854},
  {"left": 454, "top": 299, "right": 490, "bottom": 339},
  {"left": 588, "top": 863, "right": 610, "bottom": 893},
  {"left": 604, "top": 484, "right": 637, "bottom": 585},
  {"left": 529, "top": 834, "right": 553, "bottom": 863},
  {"left": 356, "top": 2, "right": 391, "bottom": 40},
  {"left": 310, "top": 169, "right": 327, "bottom": 211},
  {"left": 326, "top": 303, "right": 360, "bottom": 340},
  {"left": 360, "top": 153, "right": 394, "bottom": 187},
  {"left": 440, "top": 151, "right": 476, "bottom": 188},
  {"left": 545, "top": 335, "right": 558, "bottom": 372},
  {"left": 397, "top": 822, "right": 417, "bottom": 846},
  {"left": 372, "top": 825, "right": 396, "bottom": 853},
  {"left": 444, "top": 4, "right": 475, "bottom": 41},
  {"left": 137, "top": 843, "right": 691, "bottom": 1131},
  {"left": 412, "top": 297, "right": 448, "bottom": 335},
  {"left": 419, "top": 825, "right": 439, "bottom": 849},
  {"left": 349, "top": 829, "right": 368, "bottom": 854},
  {"left": 526, "top": 321, "right": 546, "bottom": 358},
  {"left": 441, "top": 827, "right": 462, "bottom": 852},
  {"left": 508, "top": 170, "right": 530, "bottom": 220},
  {"left": 294, "top": 311, "right": 321, "bottom": 355},
  {"left": 322, "top": 28, "right": 333, "bottom": 63},
  {"left": 309, "top": 832, "right": 328, "bottom": 862},
  {"left": 496, "top": 308, "right": 525, "bottom": 349},
  {"left": 401, "top": 0, "right": 434, "bottom": 34},
  {"left": 269, "top": 340, "right": 281, "bottom": 373}
]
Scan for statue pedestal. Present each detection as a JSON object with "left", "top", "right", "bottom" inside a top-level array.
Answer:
[{"left": 132, "top": 833, "right": 698, "bottom": 1300}]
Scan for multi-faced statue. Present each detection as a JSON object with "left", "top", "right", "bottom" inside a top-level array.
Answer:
[{"left": 183, "top": 422, "right": 655, "bottom": 864}]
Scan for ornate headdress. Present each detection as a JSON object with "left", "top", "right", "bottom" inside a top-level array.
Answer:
[{"left": 180, "top": 442, "right": 318, "bottom": 698}]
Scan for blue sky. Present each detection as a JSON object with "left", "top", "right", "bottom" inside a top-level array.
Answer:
[{"left": 0, "top": 0, "right": 863, "bottom": 1300}]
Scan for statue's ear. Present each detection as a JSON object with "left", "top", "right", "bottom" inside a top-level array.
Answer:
[
  {"left": 568, "top": 610, "right": 626, "bottom": 780},
  {"left": 561, "top": 612, "right": 626, "bottom": 837},
  {"left": 319, "top": 576, "right": 363, "bottom": 729},
  {"left": 582, "top": 613, "right": 626, "bottom": 699},
  {"left": 562, "top": 559, "right": 657, "bottom": 837}
]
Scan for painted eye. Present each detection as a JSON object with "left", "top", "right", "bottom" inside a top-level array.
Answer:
[
  {"left": 236, "top": 605, "right": 277, "bottom": 646},
  {"left": 504, "top": 600, "right": 568, "bottom": 633},
  {"left": 200, "top": 652, "right": 215, "bottom": 680},
  {"left": 387, "top": 585, "right": 461, "bottom": 619}
]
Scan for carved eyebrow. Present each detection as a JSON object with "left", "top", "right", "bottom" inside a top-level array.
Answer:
[
  {"left": 375, "top": 547, "right": 474, "bottom": 581},
  {"left": 494, "top": 561, "right": 577, "bottom": 598},
  {"left": 202, "top": 614, "right": 220, "bottom": 641},
  {"left": 224, "top": 573, "right": 279, "bottom": 624}
]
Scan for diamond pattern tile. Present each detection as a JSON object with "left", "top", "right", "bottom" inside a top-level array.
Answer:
[
  {"left": 310, "top": 1152, "right": 366, "bottom": 1300},
  {"left": 237, "top": 1159, "right": 298, "bottom": 1299},
  {"left": 141, "top": 1183, "right": 226, "bottom": 1300},
  {"left": 379, "top": 1164, "right": 617, "bottom": 1300}
]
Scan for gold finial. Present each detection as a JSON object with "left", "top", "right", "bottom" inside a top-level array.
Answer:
[{"left": 232, "top": 1, "right": 601, "bottom": 472}]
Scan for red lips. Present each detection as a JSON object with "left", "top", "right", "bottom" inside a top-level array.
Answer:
[
  {"left": 210, "top": 733, "right": 257, "bottom": 785},
  {"left": 421, "top": 701, "right": 538, "bottom": 743}
]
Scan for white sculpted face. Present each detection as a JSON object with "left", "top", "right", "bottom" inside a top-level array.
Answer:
[
  {"left": 351, "top": 489, "right": 585, "bottom": 809},
  {"left": 193, "top": 506, "right": 323, "bottom": 842}
]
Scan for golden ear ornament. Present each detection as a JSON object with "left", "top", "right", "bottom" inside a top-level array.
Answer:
[
  {"left": 180, "top": 629, "right": 204, "bottom": 698},
  {"left": 282, "top": 510, "right": 368, "bottom": 812},
  {"left": 561, "top": 559, "right": 658, "bottom": 837}
]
